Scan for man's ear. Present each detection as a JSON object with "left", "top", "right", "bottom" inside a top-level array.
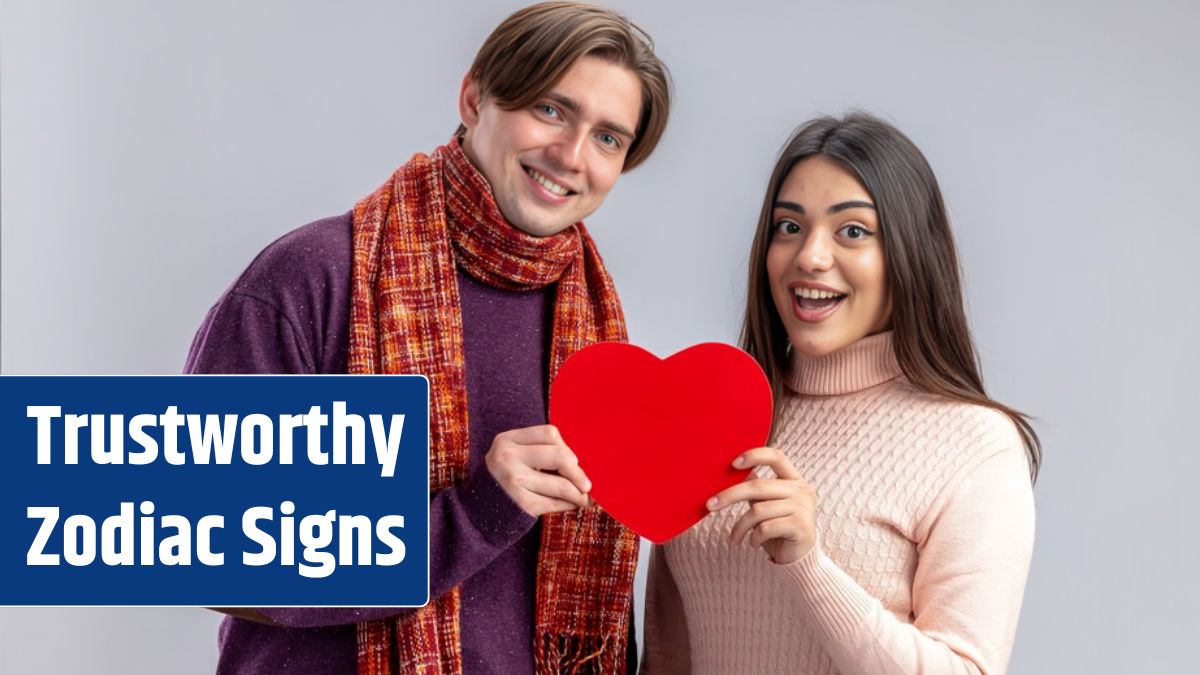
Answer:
[{"left": 458, "top": 73, "right": 482, "bottom": 129}]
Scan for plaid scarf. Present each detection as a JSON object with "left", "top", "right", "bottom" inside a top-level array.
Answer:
[{"left": 349, "top": 139, "right": 639, "bottom": 675}]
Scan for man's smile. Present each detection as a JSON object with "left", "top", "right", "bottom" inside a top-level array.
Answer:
[{"left": 524, "top": 165, "right": 576, "bottom": 197}]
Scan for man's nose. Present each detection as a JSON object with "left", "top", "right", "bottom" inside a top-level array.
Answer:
[{"left": 547, "top": 127, "right": 587, "bottom": 173}]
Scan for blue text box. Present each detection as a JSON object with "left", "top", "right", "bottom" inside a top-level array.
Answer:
[{"left": 0, "top": 375, "right": 429, "bottom": 606}]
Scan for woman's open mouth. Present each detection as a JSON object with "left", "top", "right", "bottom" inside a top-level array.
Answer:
[{"left": 791, "top": 286, "right": 846, "bottom": 322}]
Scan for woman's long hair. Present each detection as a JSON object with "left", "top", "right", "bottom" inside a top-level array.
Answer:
[{"left": 741, "top": 113, "right": 1041, "bottom": 481}]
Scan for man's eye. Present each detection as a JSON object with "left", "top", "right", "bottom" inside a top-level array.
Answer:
[
  {"left": 597, "top": 132, "right": 619, "bottom": 148},
  {"left": 536, "top": 104, "right": 559, "bottom": 118}
]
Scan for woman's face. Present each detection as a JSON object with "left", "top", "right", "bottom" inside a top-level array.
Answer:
[{"left": 765, "top": 155, "right": 891, "bottom": 358}]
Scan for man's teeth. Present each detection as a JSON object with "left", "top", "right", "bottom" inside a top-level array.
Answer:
[
  {"left": 794, "top": 288, "right": 844, "bottom": 300},
  {"left": 528, "top": 168, "right": 570, "bottom": 196}
]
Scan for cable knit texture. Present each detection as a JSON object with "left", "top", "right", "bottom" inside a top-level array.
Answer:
[{"left": 643, "top": 332, "right": 1035, "bottom": 675}]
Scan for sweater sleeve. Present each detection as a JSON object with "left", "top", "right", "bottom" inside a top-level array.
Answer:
[
  {"left": 778, "top": 444, "right": 1035, "bottom": 675},
  {"left": 641, "top": 544, "right": 692, "bottom": 675},
  {"left": 185, "top": 288, "right": 536, "bottom": 628}
]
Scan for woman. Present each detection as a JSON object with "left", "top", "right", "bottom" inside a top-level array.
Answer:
[{"left": 642, "top": 113, "right": 1040, "bottom": 675}]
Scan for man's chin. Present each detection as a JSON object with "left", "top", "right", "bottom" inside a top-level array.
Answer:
[{"left": 508, "top": 216, "right": 577, "bottom": 238}]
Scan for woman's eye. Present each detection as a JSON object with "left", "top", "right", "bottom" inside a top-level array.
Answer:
[
  {"left": 841, "top": 224, "right": 872, "bottom": 239},
  {"left": 774, "top": 220, "right": 801, "bottom": 235}
]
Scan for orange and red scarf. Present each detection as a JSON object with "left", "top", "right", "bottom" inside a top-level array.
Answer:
[{"left": 348, "top": 139, "right": 638, "bottom": 674}]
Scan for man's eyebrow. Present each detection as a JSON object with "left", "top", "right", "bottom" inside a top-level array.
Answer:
[
  {"left": 545, "top": 92, "right": 636, "bottom": 140},
  {"left": 545, "top": 92, "right": 581, "bottom": 115}
]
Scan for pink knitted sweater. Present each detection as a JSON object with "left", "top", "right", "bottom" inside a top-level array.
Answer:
[{"left": 642, "top": 332, "right": 1035, "bottom": 675}]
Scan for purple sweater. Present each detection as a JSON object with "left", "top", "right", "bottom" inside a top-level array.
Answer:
[{"left": 185, "top": 213, "right": 636, "bottom": 674}]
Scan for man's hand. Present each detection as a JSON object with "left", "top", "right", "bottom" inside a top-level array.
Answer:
[{"left": 485, "top": 424, "right": 592, "bottom": 517}]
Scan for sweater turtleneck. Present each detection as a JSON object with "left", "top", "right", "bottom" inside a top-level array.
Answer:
[{"left": 786, "top": 331, "right": 902, "bottom": 396}]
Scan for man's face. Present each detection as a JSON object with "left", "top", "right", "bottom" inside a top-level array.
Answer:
[{"left": 459, "top": 55, "right": 643, "bottom": 237}]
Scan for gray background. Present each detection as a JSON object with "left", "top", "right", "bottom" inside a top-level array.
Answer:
[{"left": 2, "top": 0, "right": 1197, "bottom": 672}]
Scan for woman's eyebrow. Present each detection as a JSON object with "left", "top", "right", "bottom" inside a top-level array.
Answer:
[
  {"left": 828, "top": 200, "right": 876, "bottom": 214},
  {"left": 773, "top": 200, "right": 875, "bottom": 214}
]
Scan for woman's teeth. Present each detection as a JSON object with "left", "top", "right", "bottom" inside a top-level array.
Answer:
[
  {"left": 794, "top": 287, "right": 845, "bottom": 310},
  {"left": 794, "top": 288, "right": 844, "bottom": 300}
]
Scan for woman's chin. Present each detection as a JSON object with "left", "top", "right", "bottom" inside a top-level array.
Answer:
[{"left": 787, "top": 329, "right": 862, "bottom": 359}]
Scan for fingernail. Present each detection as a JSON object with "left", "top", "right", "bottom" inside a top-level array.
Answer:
[
  {"left": 733, "top": 456, "right": 745, "bottom": 468},
  {"left": 706, "top": 497, "right": 719, "bottom": 510},
  {"left": 582, "top": 481, "right": 592, "bottom": 492}
]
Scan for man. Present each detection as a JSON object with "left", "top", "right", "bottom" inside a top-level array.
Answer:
[{"left": 184, "top": 2, "right": 671, "bottom": 674}]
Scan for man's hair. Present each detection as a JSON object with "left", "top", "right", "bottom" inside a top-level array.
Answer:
[{"left": 455, "top": 1, "right": 671, "bottom": 171}]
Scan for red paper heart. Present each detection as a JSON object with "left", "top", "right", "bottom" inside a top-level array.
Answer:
[{"left": 549, "top": 342, "right": 773, "bottom": 543}]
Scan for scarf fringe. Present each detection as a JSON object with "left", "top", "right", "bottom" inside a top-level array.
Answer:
[{"left": 536, "top": 633, "right": 621, "bottom": 675}]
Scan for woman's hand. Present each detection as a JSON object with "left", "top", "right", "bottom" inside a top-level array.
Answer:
[{"left": 707, "top": 447, "right": 817, "bottom": 565}]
